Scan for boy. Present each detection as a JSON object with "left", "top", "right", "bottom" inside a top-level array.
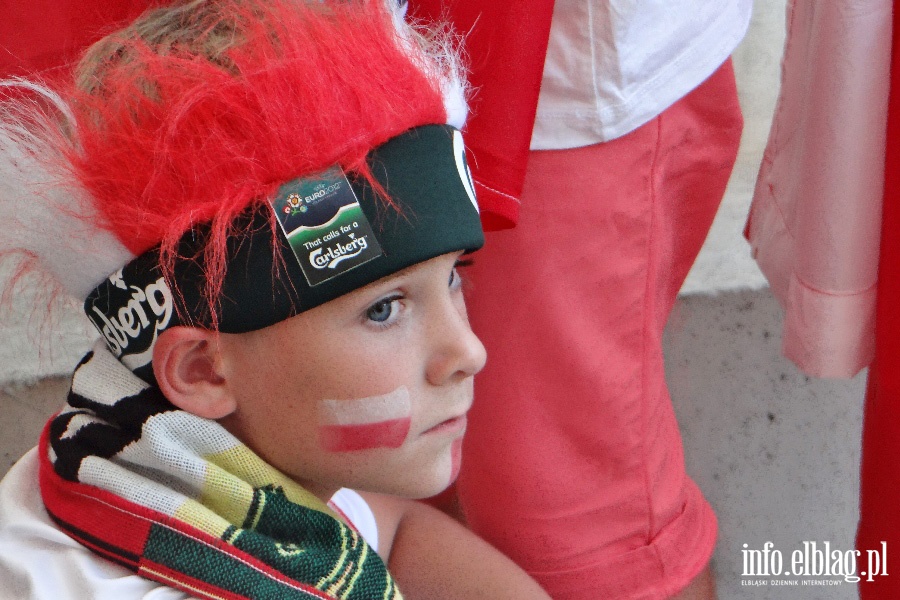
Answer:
[{"left": 0, "top": 1, "right": 550, "bottom": 598}]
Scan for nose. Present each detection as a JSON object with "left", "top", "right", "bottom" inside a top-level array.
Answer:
[{"left": 425, "top": 294, "right": 487, "bottom": 386}]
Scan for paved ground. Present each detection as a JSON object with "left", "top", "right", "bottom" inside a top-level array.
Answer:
[{"left": 667, "top": 290, "right": 863, "bottom": 599}]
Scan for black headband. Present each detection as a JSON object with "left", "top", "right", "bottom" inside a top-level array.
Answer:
[{"left": 85, "top": 125, "right": 483, "bottom": 379}]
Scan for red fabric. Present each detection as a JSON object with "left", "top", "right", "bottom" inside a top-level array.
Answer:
[
  {"left": 409, "top": 1, "right": 555, "bottom": 230},
  {"left": 857, "top": 5, "right": 900, "bottom": 598},
  {"left": 136, "top": 561, "right": 254, "bottom": 600},
  {"left": 0, "top": 0, "right": 153, "bottom": 77},
  {"left": 458, "top": 62, "right": 741, "bottom": 600},
  {"left": 37, "top": 424, "right": 153, "bottom": 563}
]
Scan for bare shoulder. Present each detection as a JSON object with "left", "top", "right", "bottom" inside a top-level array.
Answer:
[
  {"left": 356, "top": 490, "right": 408, "bottom": 562},
  {"left": 356, "top": 491, "right": 550, "bottom": 600}
]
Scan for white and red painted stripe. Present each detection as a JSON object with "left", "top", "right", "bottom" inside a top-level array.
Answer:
[
  {"left": 317, "top": 387, "right": 412, "bottom": 452},
  {"left": 449, "top": 437, "right": 463, "bottom": 484}
]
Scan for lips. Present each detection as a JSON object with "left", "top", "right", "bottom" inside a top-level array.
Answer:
[{"left": 422, "top": 413, "right": 467, "bottom": 436}]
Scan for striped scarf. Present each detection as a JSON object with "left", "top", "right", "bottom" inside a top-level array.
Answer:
[{"left": 39, "top": 340, "right": 402, "bottom": 599}]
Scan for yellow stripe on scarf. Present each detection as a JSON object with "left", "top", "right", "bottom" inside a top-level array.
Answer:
[{"left": 202, "top": 444, "right": 340, "bottom": 524}]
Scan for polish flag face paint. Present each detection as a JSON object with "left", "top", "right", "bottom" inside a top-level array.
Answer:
[
  {"left": 449, "top": 437, "right": 463, "bottom": 484},
  {"left": 318, "top": 386, "right": 412, "bottom": 452}
]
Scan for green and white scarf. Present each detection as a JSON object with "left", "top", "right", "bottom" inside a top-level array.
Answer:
[{"left": 39, "top": 340, "right": 402, "bottom": 599}]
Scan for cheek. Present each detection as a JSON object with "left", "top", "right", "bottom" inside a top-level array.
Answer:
[
  {"left": 317, "top": 386, "right": 412, "bottom": 452},
  {"left": 395, "top": 436, "right": 461, "bottom": 498}
]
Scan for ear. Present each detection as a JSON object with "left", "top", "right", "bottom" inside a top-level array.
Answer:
[{"left": 152, "top": 327, "right": 237, "bottom": 420}]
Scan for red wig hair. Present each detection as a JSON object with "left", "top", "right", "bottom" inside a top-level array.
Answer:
[{"left": 65, "top": 0, "right": 457, "bottom": 309}]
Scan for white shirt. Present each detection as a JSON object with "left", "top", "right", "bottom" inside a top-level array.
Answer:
[
  {"left": 531, "top": 0, "right": 753, "bottom": 149},
  {"left": 0, "top": 450, "right": 379, "bottom": 600}
]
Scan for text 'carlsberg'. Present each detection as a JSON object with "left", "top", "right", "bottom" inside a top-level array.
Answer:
[{"left": 91, "top": 278, "right": 173, "bottom": 356}]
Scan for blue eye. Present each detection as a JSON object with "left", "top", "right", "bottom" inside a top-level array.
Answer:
[
  {"left": 450, "top": 258, "right": 473, "bottom": 290},
  {"left": 366, "top": 295, "right": 402, "bottom": 324}
]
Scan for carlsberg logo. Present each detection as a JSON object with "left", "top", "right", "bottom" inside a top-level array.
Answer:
[
  {"left": 91, "top": 278, "right": 173, "bottom": 356},
  {"left": 309, "top": 236, "right": 369, "bottom": 270}
]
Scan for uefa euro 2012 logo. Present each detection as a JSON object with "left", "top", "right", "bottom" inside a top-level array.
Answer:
[
  {"left": 282, "top": 193, "right": 308, "bottom": 215},
  {"left": 741, "top": 541, "right": 888, "bottom": 587}
]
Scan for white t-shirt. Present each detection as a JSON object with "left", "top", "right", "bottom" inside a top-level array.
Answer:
[
  {"left": 0, "top": 449, "right": 379, "bottom": 600},
  {"left": 531, "top": 0, "right": 753, "bottom": 149}
]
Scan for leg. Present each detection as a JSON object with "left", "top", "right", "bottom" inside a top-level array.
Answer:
[
  {"left": 458, "top": 60, "right": 742, "bottom": 599},
  {"left": 672, "top": 566, "right": 716, "bottom": 600}
]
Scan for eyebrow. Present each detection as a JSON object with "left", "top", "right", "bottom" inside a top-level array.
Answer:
[
  {"left": 370, "top": 265, "right": 415, "bottom": 288},
  {"left": 356, "top": 253, "right": 469, "bottom": 292}
]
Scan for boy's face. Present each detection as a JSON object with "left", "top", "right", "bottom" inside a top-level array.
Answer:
[{"left": 216, "top": 251, "right": 486, "bottom": 500}]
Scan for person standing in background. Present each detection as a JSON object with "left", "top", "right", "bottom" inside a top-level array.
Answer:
[{"left": 410, "top": 2, "right": 751, "bottom": 598}]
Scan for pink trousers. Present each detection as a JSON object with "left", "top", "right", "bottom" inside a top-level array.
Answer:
[{"left": 458, "top": 60, "right": 743, "bottom": 600}]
